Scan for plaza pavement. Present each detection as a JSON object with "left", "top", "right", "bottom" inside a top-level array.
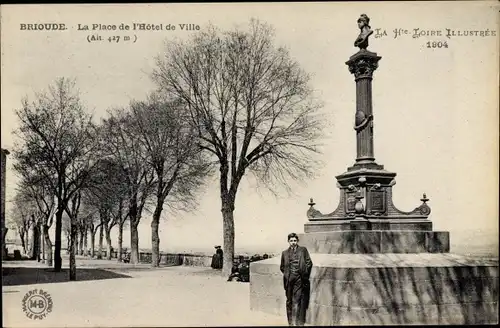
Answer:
[{"left": 2, "top": 256, "right": 287, "bottom": 327}]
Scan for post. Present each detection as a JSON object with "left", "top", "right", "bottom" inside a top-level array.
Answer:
[
  {"left": 1, "top": 148, "right": 10, "bottom": 259},
  {"left": 346, "top": 50, "right": 381, "bottom": 169}
]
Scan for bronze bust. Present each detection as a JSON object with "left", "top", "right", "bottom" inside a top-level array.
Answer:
[{"left": 354, "top": 14, "right": 373, "bottom": 50}]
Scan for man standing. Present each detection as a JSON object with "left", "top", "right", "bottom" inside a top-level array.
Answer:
[{"left": 280, "top": 233, "right": 313, "bottom": 326}]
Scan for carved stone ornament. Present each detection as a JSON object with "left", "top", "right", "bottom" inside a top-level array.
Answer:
[
  {"left": 307, "top": 198, "right": 324, "bottom": 218},
  {"left": 354, "top": 112, "right": 373, "bottom": 132},
  {"left": 347, "top": 184, "right": 358, "bottom": 192},
  {"left": 386, "top": 190, "right": 432, "bottom": 218},
  {"left": 415, "top": 193, "right": 431, "bottom": 215},
  {"left": 348, "top": 57, "right": 380, "bottom": 79}
]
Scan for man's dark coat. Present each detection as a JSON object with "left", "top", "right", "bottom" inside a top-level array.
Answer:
[
  {"left": 280, "top": 245, "right": 313, "bottom": 286},
  {"left": 280, "top": 245, "right": 313, "bottom": 312}
]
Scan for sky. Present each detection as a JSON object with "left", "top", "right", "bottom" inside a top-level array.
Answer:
[{"left": 1, "top": 2, "right": 498, "bottom": 255}]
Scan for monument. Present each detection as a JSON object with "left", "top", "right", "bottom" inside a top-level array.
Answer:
[{"left": 250, "top": 14, "right": 498, "bottom": 325}]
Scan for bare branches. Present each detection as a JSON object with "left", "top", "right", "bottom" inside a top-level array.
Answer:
[
  {"left": 129, "top": 95, "right": 210, "bottom": 213},
  {"left": 152, "top": 19, "right": 325, "bottom": 275},
  {"left": 100, "top": 108, "right": 155, "bottom": 225},
  {"left": 126, "top": 93, "right": 211, "bottom": 266},
  {"left": 13, "top": 77, "right": 98, "bottom": 201},
  {"left": 152, "top": 19, "right": 325, "bottom": 198},
  {"left": 12, "top": 77, "right": 98, "bottom": 271}
]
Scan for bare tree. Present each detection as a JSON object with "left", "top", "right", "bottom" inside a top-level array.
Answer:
[
  {"left": 12, "top": 77, "right": 98, "bottom": 272},
  {"left": 152, "top": 20, "right": 324, "bottom": 274},
  {"left": 100, "top": 110, "right": 156, "bottom": 264},
  {"left": 10, "top": 186, "right": 46, "bottom": 261},
  {"left": 16, "top": 178, "right": 56, "bottom": 266},
  {"left": 11, "top": 156, "right": 57, "bottom": 265},
  {"left": 130, "top": 94, "right": 209, "bottom": 267},
  {"left": 9, "top": 193, "right": 36, "bottom": 254},
  {"left": 74, "top": 201, "right": 95, "bottom": 257},
  {"left": 79, "top": 189, "right": 104, "bottom": 259},
  {"left": 83, "top": 157, "right": 128, "bottom": 260}
]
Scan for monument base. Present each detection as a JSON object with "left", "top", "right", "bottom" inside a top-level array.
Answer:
[
  {"left": 305, "top": 218, "right": 433, "bottom": 232},
  {"left": 297, "top": 230, "right": 449, "bottom": 254},
  {"left": 250, "top": 253, "right": 499, "bottom": 325}
]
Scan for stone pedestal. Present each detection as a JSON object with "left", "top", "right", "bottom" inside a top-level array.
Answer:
[
  {"left": 250, "top": 254, "right": 499, "bottom": 325},
  {"left": 297, "top": 230, "right": 450, "bottom": 254}
]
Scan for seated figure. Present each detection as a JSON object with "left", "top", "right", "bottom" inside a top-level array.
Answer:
[
  {"left": 227, "top": 260, "right": 241, "bottom": 282},
  {"left": 238, "top": 260, "right": 250, "bottom": 282}
]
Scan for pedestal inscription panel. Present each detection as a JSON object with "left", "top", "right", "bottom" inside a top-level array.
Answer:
[
  {"left": 345, "top": 191, "right": 357, "bottom": 213},
  {"left": 368, "top": 190, "right": 386, "bottom": 214}
]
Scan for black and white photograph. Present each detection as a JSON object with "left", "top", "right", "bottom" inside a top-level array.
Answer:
[{"left": 1, "top": 2, "right": 498, "bottom": 326}]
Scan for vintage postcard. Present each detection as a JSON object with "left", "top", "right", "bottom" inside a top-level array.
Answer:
[{"left": 1, "top": 2, "right": 498, "bottom": 327}]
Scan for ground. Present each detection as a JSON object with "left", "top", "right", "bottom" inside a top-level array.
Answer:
[{"left": 2, "top": 256, "right": 287, "bottom": 327}]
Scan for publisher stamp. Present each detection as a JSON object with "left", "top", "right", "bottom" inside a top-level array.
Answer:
[{"left": 21, "top": 289, "right": 53, "bottom": 320}]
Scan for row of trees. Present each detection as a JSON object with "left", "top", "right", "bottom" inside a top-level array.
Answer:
[{"left": 9, "top": 19, "right": 324, "bottom": 278}]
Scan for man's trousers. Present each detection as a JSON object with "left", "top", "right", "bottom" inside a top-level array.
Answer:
[{"left": 285, "top": 274, "right": 309, "bottom": 326}]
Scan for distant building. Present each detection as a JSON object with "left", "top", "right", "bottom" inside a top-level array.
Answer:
[{"left": 1, "top": 148, "right": 9, "bottom": 258}]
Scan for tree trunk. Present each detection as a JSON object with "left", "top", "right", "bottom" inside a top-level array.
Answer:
[
  {"left": 151, "top": 202, "right": 163, "bottom": 267},
  {"left": 79, "top": 229, "right": 84, "bottom": 255},
  {"left": 98, "top": 224, "right": 104, "bottom": 259},
  {"left": 219, "top": 161, "right": 237, "bottom": 277},
  {"left": 69, "top": 218, "right": 78, "bottom": 281},
  {"left": 30, "top": 223, "right": 41, "bottom": 261},
  {"left": 40, "top": 227, "right": 45, "bottom": 260},
  {"left": 221, "top": 204, "right": 235, "bottom": 277},
  {"left": 66, "top": 234, "right": 71, "bottom": 254},
  {"left": 128, "top": 194, "right": 140, "bottom": 264},
  {"left": 105, "top": 227, "right": 112, "bottom": 260},
  {"left": 24, "top": 233, "right": 30, "bottom": 254},
  {"left": 83, "top": 226, "right": 88, "bottom": 256},
  {"left": 151, "top": 218, "right": 160, "bottom": 267},
  {"left": 117, "top": 221, "right": 123, "bottom": 262},
  {"left": 90, "top": 228, "right": 96, "bottom": 258},
  {"left": 75, "top": 230, "right": 79, "bottom": 255},
  {"left": 43, "top": 225, "right": 53, "bottom": 266},
  {"left": 20, "top": 232, "right": 26, "bottom": 254},
  {"left": 54, "top": 207, "right": 63, "bottom": 271},
  {"left": 18, "top": 228, "right": 26, "bottom": 254},
  {"left": 26, "top": 227, "right": 32, "bottom": 256},
  {"left": 130, "top": 221, "right": 139, "bottom": 264}
]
